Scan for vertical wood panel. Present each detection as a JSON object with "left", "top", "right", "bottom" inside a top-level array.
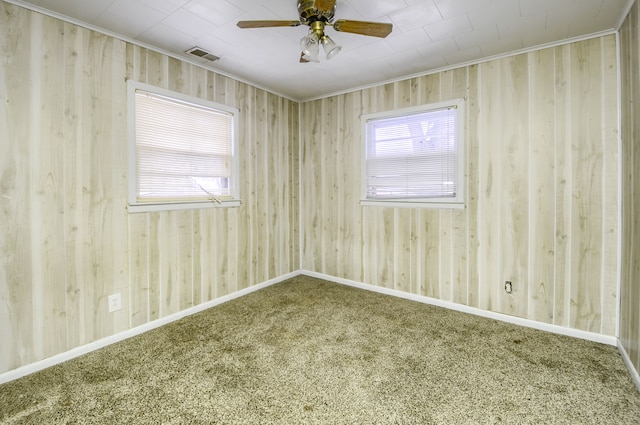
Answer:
[
  {"left": 83, "top": 30, "right": 123, "bottom": 340},
  {"left": 289, "top": 100, "right": 300, "bottom": 273},
  {"left": 254, "top": 89, "right": 268, "bottom": 285},
  {"left": 26, "top": 15, "right": 44, "bottom": 360},
  {"left": 466, "top": 65, "right": 480, "bottom": 308},
  {"left": 274, "top": 95, "right": 288, "bottom": 277},
  {"left": 147, "top": 213, "right": 161, "bottom": 321},
  {"left": 334, "top": 94, "right": 345, "bottom": 278},
  {"left": 128, "top": 214, "right": 149, "bottom": 326},
  {"left": 268, "top": 93, "right": 279, "bottom": 279},
  {"left": 0, "top": 3, "right": 33, "bottom": 373},
  {"left": 63, "top": 22, "right": 86, "bottom": 345},
  {"left": 394, "top": 209, "right": 411, "bottom": 293},
  {"left": 599, "top": 35, "right": 620, "bottom": 337},
  {"left": 380, "top": 208, "right": 394, "bottom": 289},
  {"left": 476, "top": 60, "right": 502, "bottom": 313},
  {"left": 553, "top": 44, "right": 572, "bottom": 328},
  {"left": 301, "top": 94, "right": 319, "bottom": 272},
  {"left": 528, "top": 48, "right": 556, "bottom": 324},
  {"left": 226, "top": 79, "right": 239, "bottom": 295},
  {"left": 109, "top": 37, "right": 129, "bottom": 335},
  {"left": 445, "top": 68, "right": 469, "bottom": 305},
  {"left": 499, "top": 55, "right": 529, "bottom": 317},
  {"left": 421, "top": 210, "right": 440, "bottom": 298},
  {"left": 569, "top": 39, "right": 604, "bottom": 333},
  {"left": 158, "top": 211, "right": 179, "bottom": 316},
  {"left": 322, "top": 96, "right": 338, "bottom": 276},
  {"left": 235, "top": 81, "right": 251, "bottom": 293},
  {"left": 177, "top": 210, "right": 194, "bottom": 311},
  {"left": 337, "top": 93, "right": 362, "bottom": 281},
  {"left": 36, "top": 12, "right": 67, "bottom": 357}
]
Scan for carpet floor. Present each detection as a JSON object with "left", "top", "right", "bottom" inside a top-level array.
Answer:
[{"left": 1, "top": 275, "right": 639, "bottom": 424}]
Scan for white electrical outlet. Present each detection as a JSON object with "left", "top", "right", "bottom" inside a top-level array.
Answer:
[
  {"left": 505, "top": 281, "right": 513, "bottom": 294},
  {"left": 108, "top": 293, "right": 122, "bottom": 313}
]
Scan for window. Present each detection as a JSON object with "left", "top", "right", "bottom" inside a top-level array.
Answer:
[
  {"left": 127, "top": 80, "right": 240, "bottom": 212},
  {"left": 361, "top": 99, "right": 465, "bottom": 208}
]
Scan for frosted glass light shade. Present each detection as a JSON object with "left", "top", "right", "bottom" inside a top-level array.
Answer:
[
  {"left": 321, "top": 35, "right": 341, "bottom": 60},
  {"left": 300, "top": 33, "right": 320, "bottom": 63}
]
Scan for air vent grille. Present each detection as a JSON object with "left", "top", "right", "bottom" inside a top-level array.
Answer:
[{"left": 186, "top": 47, "right": 220, "bottom": 62}]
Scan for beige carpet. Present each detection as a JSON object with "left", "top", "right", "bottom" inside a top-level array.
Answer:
[{"left": 1, "top": 275, "right": 639, "bottom": 424}]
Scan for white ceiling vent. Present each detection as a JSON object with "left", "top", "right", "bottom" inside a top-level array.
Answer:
[{"left": 185, "top": 47, "right": 220, "bottom": 62}]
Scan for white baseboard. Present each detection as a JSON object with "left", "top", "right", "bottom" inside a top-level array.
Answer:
[
  {"left": 618, "top": 339, "right": 640, "bottom": 393},
  {"left": 301, "top": 270, "right": 618, "bottom": 346},
  {"left": 0, "top": 271, "right": 301, "bottom": 386}
]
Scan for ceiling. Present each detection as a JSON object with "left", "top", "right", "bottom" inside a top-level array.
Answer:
[{"left": 10, "top": 0, "right": 633, "bottom": 101}]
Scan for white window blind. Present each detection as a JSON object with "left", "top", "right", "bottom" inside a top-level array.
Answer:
[
  {"left": 364, "top": 104, "right": 461, "bottom": 203},
  {"left": 133, "top": 88, "right": 236, "bottom": 205}
]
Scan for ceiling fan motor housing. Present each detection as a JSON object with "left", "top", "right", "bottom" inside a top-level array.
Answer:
[{"left": 298, "top": 0, "right": 336, "bottom": 23}]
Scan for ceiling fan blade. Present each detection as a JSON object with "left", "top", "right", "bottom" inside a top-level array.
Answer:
[
  {"left": 315, "top": 0, "right": 337, "bottom": 13},
  {"left": 332, "top": 19, "right": 392, "bottom": 38},
  {"left": 237, "top": 20, "right": 301, "bottom": 29}
]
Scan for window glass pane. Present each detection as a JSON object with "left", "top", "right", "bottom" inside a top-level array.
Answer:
[
  {"left": 133, "top": 89, "right": 236, "bottom": 204},
  {"left": 365, "top": 105, "right": 460, "bottom": 201}
]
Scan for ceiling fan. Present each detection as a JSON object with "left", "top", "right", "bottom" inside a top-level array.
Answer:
[{"left": 236, "top": 0, "right": 393, "bottom": 63}]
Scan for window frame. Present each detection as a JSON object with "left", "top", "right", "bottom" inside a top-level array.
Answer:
[
  {"left": 360, "top": 98, "right": 465, "bottom": 209},
  {"left": 127, "top": 80, "right": 240, "bottom": 213}
]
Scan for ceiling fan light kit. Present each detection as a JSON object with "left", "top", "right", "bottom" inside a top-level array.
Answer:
[
  {"left": 300, "top": 21, "right": 341, "bottom": 61},
  {"left": 237, "top": 0, "right": 392, "bottom": 63}
]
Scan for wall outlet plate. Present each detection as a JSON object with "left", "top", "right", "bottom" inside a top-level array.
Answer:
[
  {"left": 504, "top": 281, "right": 513, "bottom": 294},
  {"left": 108, "top": 293, "right": 122, "bottom": 312}
]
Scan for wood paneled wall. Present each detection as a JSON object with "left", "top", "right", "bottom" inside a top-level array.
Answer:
[
  {"left": 0, "top": 3, "right": 299, "bottom": 374},
  {"left": 620, "top": 0, "right": 640, "bottom": 380},
  {"left": 300, "top": 35, "right": 619, "bottom": 336}
]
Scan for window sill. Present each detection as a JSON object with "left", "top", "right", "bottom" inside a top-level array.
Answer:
[
  {"left": 360, "top": 199, "right": 465, "bottom": 210},
  {"left": 128, "top": 200, "right": 241, "bottom": 213}
]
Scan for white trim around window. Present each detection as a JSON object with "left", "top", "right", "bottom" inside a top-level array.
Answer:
[
  {"left": 127, "top": 80, "right": 240, "bottom": 213},
  {"left": 361, "top": 98, "right": 465, "bottom": 209}
]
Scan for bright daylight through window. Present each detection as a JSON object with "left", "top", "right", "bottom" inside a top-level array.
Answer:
[
  {"left": 362, "top": 99, "right": 465, "bottom": 208},
  {"left": 127, "top": 81, "right": 239, "bottom": 212}
]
